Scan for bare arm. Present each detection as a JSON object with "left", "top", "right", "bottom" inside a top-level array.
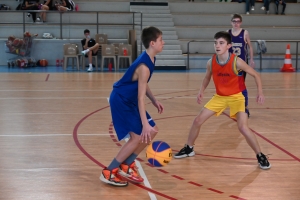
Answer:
[
  {"left": 146, "top": 84, "right": 163, "bottom": 114},
  {"left": 136, "top": 65, "right": 158, "bottom": 142},
  {"left": 44, "top": 0, "right": 51, "bottom": 6},
  {"left": 197, "top": 59, "right": 212, "bottom": 104},
  {"left": 83, "top": 39, "right": 89, "bottom": 50},
  {"left": 236, "top": 57, "right": 265, "bottom": 104},
  {"left": 61, "top": 0, "right": 67, "bottom": 6},
  {"left": 244, "top": 30, "right": 255, "bottom": 68}
]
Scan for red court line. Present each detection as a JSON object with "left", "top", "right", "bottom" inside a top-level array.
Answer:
[
  {"left": 171, "top": 175, "right": 185, "bottom": 180},
  {"left": 73, "top": 107, "right": 178, "bottom": 200},
  {"left": 222, "top": 112, "right": 300, "bottom": 162},
  {"left": 188, "top": 181, "right": 203, "bottom": 187},
  {"left": 73, "top": 106, "right": 110, "bottom": 168},
  {"left": 208, "top": 188, "right": 224, "bottom": 194},
  {"left": 45, "top": 74, "right": 50, "bottom": 81},
  {"left": 229, "top": 195, "right": 247, "bottom": 200},
  {"left": 172, "top": 150, "right": 295, "bottom": 162},
  {"left": 157, "top": 169, "right": 169, "bottom": 174}
]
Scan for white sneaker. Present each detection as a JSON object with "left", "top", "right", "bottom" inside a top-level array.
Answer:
[
  {"left": 251, "top": 6, "right": 254, "bottom": 11},
  {"left": 81, "top": 50, "right": 87, "bottom": 55},
  {"left": 246, "top": 12, "right": 250, "bottom": 15},
  {"left": 261, "top": 6, "right": 265, "bottom": 10},
  {"left": 36, "top": 17, "right": 41, "bottom": 22},
  {"left": 87, "top": 66, "right": 93, "bottom": 72}
]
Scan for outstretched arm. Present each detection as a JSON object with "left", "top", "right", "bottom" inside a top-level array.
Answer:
[
  {"left": 236, "top": 57, "right": 265, "bottom": 104},
  {"left": 197, "top": 59, "right": 212, "bottom": 104}
]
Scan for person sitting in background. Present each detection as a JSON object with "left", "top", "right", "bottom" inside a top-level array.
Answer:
[
  {"left": 38, "top": 0, "right": 56, "bottom": 22},
  {"left": 21, "top": 0, "right": 40, "bottom": 23},
  {"left": 81, "top": 29, "right": 100, "bottom": 72},
  {"left": 261, "top": 0, "right": 270, "bottom": 14},
  {"left": 245, "top": 0, "right": 255, "bottom": 15},
  {"left": 275, "top": 0, "right": 286, "bottom": 15},
  {"left": 55, "top": 0, "right": 75, "bottom": 11}
]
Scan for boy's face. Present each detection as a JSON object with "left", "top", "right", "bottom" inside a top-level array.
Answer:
[
  {"left": 84, "top": 32, "right": 90, "bottom": 38},
  {"left": 150, "top": 35, "right": 164, "bottom": 53},
  {"left": 231, "top": 17, "right": 242, "bottom": 29},
  {"left": 214, "top": 38, "right": 231, "bottom": 55}
]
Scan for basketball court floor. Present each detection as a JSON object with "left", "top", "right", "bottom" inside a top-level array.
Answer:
[{"left": 0, "top": 70, "right": 299, "bottom": 200}]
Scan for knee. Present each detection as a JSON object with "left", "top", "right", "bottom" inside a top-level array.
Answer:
[
  {"left": 95, "top": 43, "right": 100, "bottom": 48},
  {"left": 193, "top": 116, "right": 203, "bottom": 127},
  {"left": 238, "top": 123, "right": 248, "bottom": 135}
]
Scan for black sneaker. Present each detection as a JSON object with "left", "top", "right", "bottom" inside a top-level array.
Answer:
[
  {"left": 174, "top": 144, "right": 195, "bottom": 159},
  {"left": 257, "top": 153, "right": 271, "bottom": 169}
]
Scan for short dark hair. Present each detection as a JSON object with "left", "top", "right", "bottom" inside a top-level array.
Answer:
[
  {"left": 231, "top": 13, "right": 242, "bottom": 22},
  {"left": 141, "top": 26, "right": 162, "bottom": 49},
  {"left": 84, "top": 29, "right": 90, "bottom": 34},
  {"left": 214, "top": 31, "right": 232, "bottom": 44}
]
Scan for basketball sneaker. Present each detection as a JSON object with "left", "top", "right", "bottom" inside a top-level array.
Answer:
[
  {"left": 81, "top": 50, "right": 87, "bottom": 55},
  {"left": 87, "top": 65, "right": 93, "bottom": 72},
  {"left": 100, "top": 168, "right": 128, "bottom": 187},
  {"left": 174, "top": 144, "right": 195, "bottom": 159},
  {"left": 118, "top": 161, "right": 144, "bottom": 183},
  {"left": 257, "top": 153, "right": 271, "bottom": 170}
]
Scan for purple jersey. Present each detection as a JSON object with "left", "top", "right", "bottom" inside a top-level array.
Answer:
[{"left": 228, "top": 29, "right": 248, "bottom": 62}]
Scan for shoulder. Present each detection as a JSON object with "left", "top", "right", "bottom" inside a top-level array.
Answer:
[{"left": 243, "top": 29, "right": 250, "bottom": 36}]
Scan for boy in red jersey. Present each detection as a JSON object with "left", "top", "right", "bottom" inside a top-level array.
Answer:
[{"left": 174, "top": 31, "right": 271, "bottom": 170}]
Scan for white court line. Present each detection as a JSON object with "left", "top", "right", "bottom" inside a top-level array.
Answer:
[
  {"left": 125, "top": 138, "right": 157, "bottom": 200},
  {"left": 107, "top": 97, "right": 156, "bottom": 200},
  {"left": 0, "top": 133, "right": 110, "bottom": 137},
  {"left": 0, "top": 88, "right": 299, "bottom": 92},
  {"left": 2, "top": 96, "right": 300, "bottom": 100}
]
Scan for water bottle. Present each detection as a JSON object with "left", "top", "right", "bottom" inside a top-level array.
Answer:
[{"left": 56, "top": 59, "right": 60, "bottom": 67}]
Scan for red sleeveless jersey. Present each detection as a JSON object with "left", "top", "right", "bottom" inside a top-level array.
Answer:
[{"left": 211, "top": 54, "right": 246, "bottom": 96}]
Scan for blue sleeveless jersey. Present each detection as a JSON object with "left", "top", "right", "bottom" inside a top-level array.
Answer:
[
  {"left": 110, "top": 51, "right": 156, "bottom": 141},
  {"left": 229, "top": 29, "right": 248, "bottom": 62},
  {"left": 112, "top": 51, "right": 155, "bottom": 104},
  {"left": 228, "top": 29, "right": 249, "bottom": 114}
]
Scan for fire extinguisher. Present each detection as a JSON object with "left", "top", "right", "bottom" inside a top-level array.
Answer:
[{"left": 108, "top": 61, "right": 112, "bottom": 71}]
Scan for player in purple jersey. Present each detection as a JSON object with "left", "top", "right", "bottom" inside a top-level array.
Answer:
[{"left": 228, "top": 13, "right": 255, "bottom": 117}]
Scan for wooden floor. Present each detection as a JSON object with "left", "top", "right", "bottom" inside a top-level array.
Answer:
[{"left": 0, "top": 72, "right": 299, "bottom": 200}]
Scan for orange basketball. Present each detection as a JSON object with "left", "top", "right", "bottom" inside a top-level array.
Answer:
[{"left": 39, "top": 59, "right": 48, "bottom": 67}]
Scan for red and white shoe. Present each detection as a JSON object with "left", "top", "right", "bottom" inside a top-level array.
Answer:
[
  {"left": 118, "top": 161, "right": 144, "bottom": 183},
  {"left": 100, "top": 168, "right": 128, "bottom": 187}
]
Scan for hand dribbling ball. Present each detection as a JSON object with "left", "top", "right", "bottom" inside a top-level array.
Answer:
[{"left": 146, "top": 141, "right": 172, "bottom": 167}]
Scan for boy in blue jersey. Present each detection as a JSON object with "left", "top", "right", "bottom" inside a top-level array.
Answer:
[
  {"left": 228, "top": 13, "right": 255, "bottom": 118},
  {"left": 100, "top": 26, "right": 165, "bottom": 187}
]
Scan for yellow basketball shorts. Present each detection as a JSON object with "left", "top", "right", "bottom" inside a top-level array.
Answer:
[{"left": 204, "top": 92, "right": 245, "bottom": 118}]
